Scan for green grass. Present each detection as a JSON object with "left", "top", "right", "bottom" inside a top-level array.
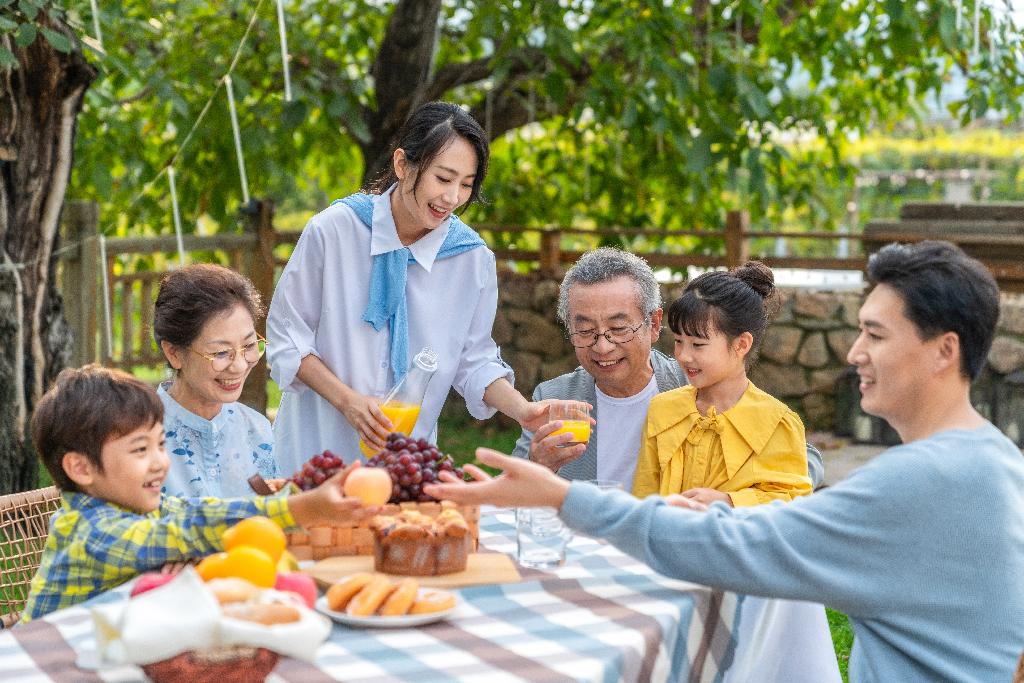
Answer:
[{"left": 828, "top": 608, "right": 854, "bottom": 681}]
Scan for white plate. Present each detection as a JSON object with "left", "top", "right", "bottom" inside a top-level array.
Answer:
[{"left": 315, "top": 593, "right": 458, "bottom": 628}]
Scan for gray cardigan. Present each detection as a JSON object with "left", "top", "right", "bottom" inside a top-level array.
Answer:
[{"left": 512, "top": 349, "right": 824, "bottom": 487}]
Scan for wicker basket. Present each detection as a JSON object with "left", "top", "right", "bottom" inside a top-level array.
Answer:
[
  {"left": 141, "top": 646, "right": 279, "bottom": 683},
  {"left": 286, "top": 502, "right": 480, "bottom": 561},
  {"left": 0, "top": 486, "right": 62, "bottom": 627}
]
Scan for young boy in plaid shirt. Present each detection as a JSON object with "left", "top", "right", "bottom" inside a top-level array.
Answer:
[{"left": 21, "top": 364, "right": 371, "bottom": 622}]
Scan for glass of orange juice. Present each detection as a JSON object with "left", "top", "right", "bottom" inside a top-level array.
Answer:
[
  {"left": 548, "top": 401, "right": 591, "bottom": 446},
  {"left": 358, "top": 400, "right": 423, "bottom": 457}
]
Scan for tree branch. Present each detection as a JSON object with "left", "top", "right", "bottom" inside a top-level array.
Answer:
[
  {"left": 367, "top": 0, "right": 444, "bottom": 137},
  {"left": 423, "top": 56, "right": 494, "bottom": 102}
]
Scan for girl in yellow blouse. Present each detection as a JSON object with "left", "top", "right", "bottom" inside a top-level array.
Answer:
[{"left": 632, "top": 261, "right": 812, "bottom": 507}]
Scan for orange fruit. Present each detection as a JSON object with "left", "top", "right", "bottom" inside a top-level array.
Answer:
[
  {"left": 222, "top": 545, "right": 276, "bottom": 588},
  {"left": 222, "top": 516, "right": 286, "bottom": 564},
  {"left": 196, "top": 552, "right": 230, "bottom": 581}
]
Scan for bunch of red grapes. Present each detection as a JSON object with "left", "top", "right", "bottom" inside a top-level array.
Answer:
[
  {"left": 365, "top": 432, "right": 467, "bottom": 503},
  {"left": 288, "top": 450, "right": 345, "bottom": 491}
]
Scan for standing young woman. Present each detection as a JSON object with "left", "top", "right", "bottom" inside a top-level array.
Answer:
[{"left": 267, "top": 102, "right": 548, "bottom": 476}]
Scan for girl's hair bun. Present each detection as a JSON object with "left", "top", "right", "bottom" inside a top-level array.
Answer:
[{"left": 732, "top": 260, "right": 775, "bottom": 299}]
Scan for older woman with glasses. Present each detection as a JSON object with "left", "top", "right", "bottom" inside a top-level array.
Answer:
[{"left": 154, "top": 264, "right": 278, "bottom": 498}]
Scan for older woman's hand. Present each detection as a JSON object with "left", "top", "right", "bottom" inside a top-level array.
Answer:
[{"left": 423, "top": 448, "right": 571, "bottom": 510}]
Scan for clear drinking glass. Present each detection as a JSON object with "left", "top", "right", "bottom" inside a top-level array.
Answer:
[
  {"left": 585, "top": 479, "right": 623, "bottom": 491},
  {"left": 515, "top": 507, "right": 573, "bottom": 569},
  {"left": 548, "top": 401, "right": 591, "bottom": 446}
]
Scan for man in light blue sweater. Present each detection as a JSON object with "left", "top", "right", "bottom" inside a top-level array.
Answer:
[{"left": 428, "top": 241, "right": 1024, "bottom": 681}]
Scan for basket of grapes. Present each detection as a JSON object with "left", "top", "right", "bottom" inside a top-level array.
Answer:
[{"left": 260, "top": 434, "right": 478, "bottom": 561}]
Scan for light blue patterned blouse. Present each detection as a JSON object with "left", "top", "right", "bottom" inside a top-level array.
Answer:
[{"left": 158, "top": 382, "right": 279, "bottom": 499}]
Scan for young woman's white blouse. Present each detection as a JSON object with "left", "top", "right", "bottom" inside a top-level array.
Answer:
[{"left": 266, "top": 189, "right": 513, "bottom": 477}]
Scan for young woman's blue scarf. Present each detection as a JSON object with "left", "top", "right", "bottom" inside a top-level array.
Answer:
[{"left": 332, "top": 192, "right": 485, "bottom": 382}]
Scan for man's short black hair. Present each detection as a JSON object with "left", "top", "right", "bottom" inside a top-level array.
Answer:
[{"left": 867, "top": 241, "right": 999, "bottom": 380}]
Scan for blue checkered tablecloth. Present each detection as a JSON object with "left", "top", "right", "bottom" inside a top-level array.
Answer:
[{"left": 0, "top": 507, "right": 747, "bottom": 682}]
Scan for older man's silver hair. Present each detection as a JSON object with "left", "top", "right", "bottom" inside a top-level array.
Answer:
[{"left": 557, "top": 247, "right": 661, "bottom": 325}]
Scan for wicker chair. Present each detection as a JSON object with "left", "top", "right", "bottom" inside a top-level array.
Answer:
[{"left": 0, "top": 486, "right": 61, "bottom": 628}]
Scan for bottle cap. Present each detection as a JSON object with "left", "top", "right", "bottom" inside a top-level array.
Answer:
[{"left": 413, "top": 347, "right": 439, "bottom": 373}]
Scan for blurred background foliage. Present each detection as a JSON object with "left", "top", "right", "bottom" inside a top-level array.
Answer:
[{"left": 24, "top": 0, "right": 1016, "bottom": 251}]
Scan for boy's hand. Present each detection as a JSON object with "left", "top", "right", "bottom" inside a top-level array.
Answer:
[
  {"left": 288, "top": 461, "right": 380, "bottom": 528},
  {"left": 677, "top": 488, "right": 731, "bottom": 508}
]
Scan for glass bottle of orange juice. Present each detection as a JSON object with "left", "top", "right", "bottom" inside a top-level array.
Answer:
[{"left": 359, "top": 347, "right": 439, "bottom": 457}]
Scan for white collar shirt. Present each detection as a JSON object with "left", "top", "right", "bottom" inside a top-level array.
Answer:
[{"left": 266, "top": 188, "right": 512, "bottom": 476}]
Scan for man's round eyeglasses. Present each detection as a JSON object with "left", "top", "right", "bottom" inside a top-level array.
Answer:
[
  {"left": 189, "top": 334, "right": 267, "bottom": 372},
  {"left": 567, "top": 320, "right": 648, "bottom": 349}
]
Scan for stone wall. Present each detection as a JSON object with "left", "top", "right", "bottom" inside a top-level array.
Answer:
[{"left": 490, "top": 271, "right": 1024, "bottom": 446}]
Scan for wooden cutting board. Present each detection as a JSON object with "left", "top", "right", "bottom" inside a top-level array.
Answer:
[{"left": 305, "top": 552, "right": 522, "bottom": 589}]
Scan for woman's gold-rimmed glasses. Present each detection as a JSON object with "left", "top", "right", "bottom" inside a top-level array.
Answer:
[{"left": 189, "top": 334, "right": 267, "bottom": 371}]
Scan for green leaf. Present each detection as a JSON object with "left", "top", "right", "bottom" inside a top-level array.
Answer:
[
  {"left": 40, "top": 26, "right": 71, "bottom": 53},
  {"left": 281, "top": 99, "right": 307, "bottom": 130},
  {"left": 0, "top": 0, "right": 17, "bottom": 8},
  {"left": 15, "top": 21, "right": 36, "bottom": 48},
  {"left": 0, "top": 16, "right": 17, "bottom": 31},
  {"left": 0, "top": 45, "right": 16, "bottom": 69},
  {"left": 884, "top": 0, "right": 903, "bottom": 22},
  {"left": 937, "top": 6, "right": 956, "bottom": 49},
  {"left": 685, "top": 134, "right": 712, "bottom": 174},
  {"left": 739, "top": 78, "right": 771, "bottom": 119},
  {"left": 17, "top": 0, "right": 38, "bottom": 20}
]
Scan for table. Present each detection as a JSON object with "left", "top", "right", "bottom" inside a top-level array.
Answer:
[{"left": 0, "top": 508, "right": 840, "bottom": 682}]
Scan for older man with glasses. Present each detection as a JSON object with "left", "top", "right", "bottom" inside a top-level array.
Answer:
[{"left": 512, "top": 247, "right": 824, "bottom": 490}]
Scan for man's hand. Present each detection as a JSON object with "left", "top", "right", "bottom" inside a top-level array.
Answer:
[
  {"left": 517, "top": 399, "right": 593, "bottom": 433},
  {"left": 678, "top": 488, "right": 732, "bottom": 508},
  {"left": 338, "top": 390, "right": 392, "bottom": 451},
  {"left": 423, "top": 448, "right": 571, "bottom": 510},
  {"left": 288, "top": 462, "right": 380, "bottom": 527},
  {"left": 528, "top": 420, "right": 588, "bottom": 471}
]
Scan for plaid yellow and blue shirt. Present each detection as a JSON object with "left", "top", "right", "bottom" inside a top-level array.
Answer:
[{"left": 20, "top": 489, "right": 296, "bottom": 623}]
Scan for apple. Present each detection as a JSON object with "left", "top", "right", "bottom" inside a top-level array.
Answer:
[
  {"left": 343, "top": 467, "right": 392, "bottom": 506},
  {"left": 130, "top": 572, "right": 176, "bottom": 598},
  {"left": 274, "top": 571, "right": 317, "bottom": 609}
]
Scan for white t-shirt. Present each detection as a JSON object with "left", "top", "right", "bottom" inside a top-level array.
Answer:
[
  {"left": 595, "top": 374, "right": 660, "bottom": 490},
  {"left": 266, "top": 188, "right": 512, "bottom": 476}
]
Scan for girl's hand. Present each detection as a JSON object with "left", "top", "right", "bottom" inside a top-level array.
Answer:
[
  {"left": 664, "top": 494, "right": 709, "bottom": 512},
  {"left": 289, "top": 462, "right": 380, "bottom": 527},
  {"left": 678, "top": 488, "right": 733, "bottom": 507},
  {"left": 338, "top": 391, "right": 392, "bottom": 450},
  {"left": 423, "top": 448, "right": 571, "bottom": 510}
]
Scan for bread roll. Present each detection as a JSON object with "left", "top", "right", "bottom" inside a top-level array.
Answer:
[
  {"left": 326, "top": 572, "right": 375, "bottom": 612},
  {"left": 207, "top": 577, "right": 260, "bottom": 604},
  {"left": 346, "top": 576, "right": 395, "bottom": 617},
  {"left": 223, "top": 602, "right": 301, "bottom": 625},
  {"left": 409, "top": 590, "right": 456, "bottom": 614},
  {"left": 379, "top": 578, "right": 419, "bottom": 616}
]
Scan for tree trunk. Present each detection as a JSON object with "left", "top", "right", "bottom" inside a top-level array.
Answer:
[{"left": 0, "top": 25, "right": 96, "bottom": 493}]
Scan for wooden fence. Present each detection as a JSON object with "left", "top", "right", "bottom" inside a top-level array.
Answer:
[{"left": 56, "top": 198, "right": 1021, "bottom": 414}]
